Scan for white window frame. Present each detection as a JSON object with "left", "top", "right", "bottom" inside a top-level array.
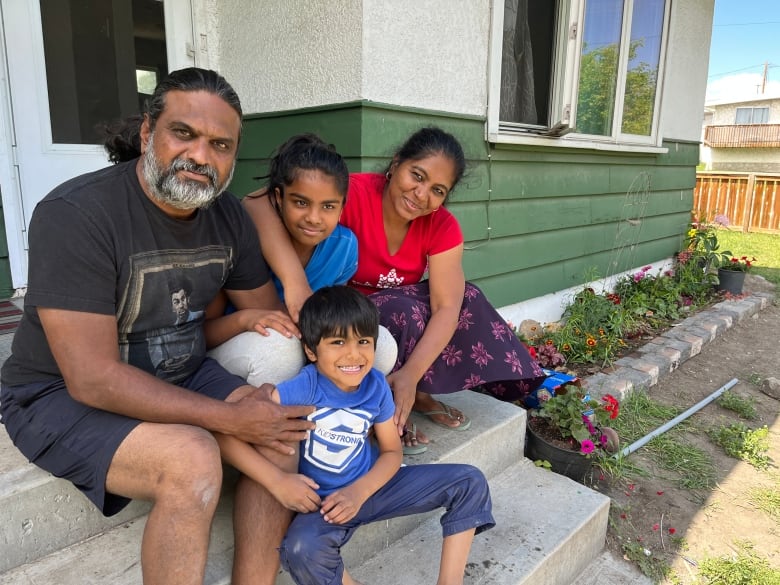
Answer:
[
  {"left": 487, "top": 0, "right": 670, "bottom": 153},
  {"left": 735, "top": 106, "right": 769, "bottom": 125}
]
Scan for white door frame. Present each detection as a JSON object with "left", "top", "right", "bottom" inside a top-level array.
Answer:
[{"left": 0, "top": 0, "right": 199, "bottom": 291}]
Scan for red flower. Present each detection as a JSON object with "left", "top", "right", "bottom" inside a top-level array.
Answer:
[
  {"left": 668, "top": 528, "right": 676, "bottom": 535},
  {"left": 602, "top": 394, "right": 620, "bottom": 419}
]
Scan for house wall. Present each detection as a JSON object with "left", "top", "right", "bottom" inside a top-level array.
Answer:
[
  {"left": 704, "top": 98, "right": 780, "bottom": 172},
  {"left": 660, "top": 0, "right": 714, "bottom": 141},
  {"left": 708, "top": 150, "right": 780, "bottom": 173},
  {"left": 232, "top": 103, "right": 696, "bottom": 310},
  {"left": 204, "top": 0, "right": 487, "bottom": 117},
  {"left": 710, "top": 99, "right": 780, "bottom": 124}
]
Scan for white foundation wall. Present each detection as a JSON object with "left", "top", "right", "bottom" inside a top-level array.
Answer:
[{"left": 659, "top": 0, "right": 714, "bottom": 142}]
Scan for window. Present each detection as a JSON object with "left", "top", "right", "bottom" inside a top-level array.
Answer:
[
  {"left": 735, "top": 107, "right": 769, "bottom": 125},
  {"left": 488, "top": 0, "right": 670, "bottom": 149}
]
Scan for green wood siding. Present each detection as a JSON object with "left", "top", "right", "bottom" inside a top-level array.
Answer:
[{"left": 229, "top": 102, "right": 698, "bottom": 307}]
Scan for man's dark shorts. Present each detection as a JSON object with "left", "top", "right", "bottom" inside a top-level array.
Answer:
[{"left": 0, "top": 358, "right": 247, "bottom": 516}]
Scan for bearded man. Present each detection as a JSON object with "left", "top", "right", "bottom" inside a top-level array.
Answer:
[{"left": 0, "top": 68, "right": 315, "bottom": 585}]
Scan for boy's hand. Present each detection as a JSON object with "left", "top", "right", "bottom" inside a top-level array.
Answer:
[
  {"left": 320, "top": 485, "right": 367, "bottom": 524},
  {"left": 271, "top": 473, "right": 321, "bottom": 513}
]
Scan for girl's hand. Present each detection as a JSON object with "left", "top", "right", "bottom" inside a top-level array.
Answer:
[
  {"left": 320, "top": 485, "right": 366, "bottom": 524},
  {"left": 238, "top": 309, "right": 300, "bottom": 339}
]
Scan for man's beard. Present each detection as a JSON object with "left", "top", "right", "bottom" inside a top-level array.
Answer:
[{"left": 141, "top": 133, "right": 234, "bottom": 210}]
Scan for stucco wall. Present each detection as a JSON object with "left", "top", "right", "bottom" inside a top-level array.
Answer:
[
  {"left": 200, "top": 0, "right": 488, "bottom": 117},
  {"left": 710, "top": 99, "right": 780, "bottom": 124},
  {"left": 361, "top": 0, "right": 489, "bottom": 116},
  {"left": 659, "top": 0, "right": 714, "bottom": 142},
  {"left": 709, "top": 149, "right": 780, "bottom": 173},
  {"left": 204, "top": 0, "right": 363, "bottom": 113}
]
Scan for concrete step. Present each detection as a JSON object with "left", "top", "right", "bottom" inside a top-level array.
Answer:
[
  {"left": 5, "top": 389, "right": 587, "bottom": 583},
  {"left": 1, "top": 460, "right": 610, "bottom": 585},
  {"left": 0, "top": 423, "right": 151, "bottom": 573}
]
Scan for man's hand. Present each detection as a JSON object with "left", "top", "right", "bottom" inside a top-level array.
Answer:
[
  {"left": 229, "top": 384, "right": 315, "bottom": 454},
  {"left": 320, "top": 484, "right": 367, "bottom": 524}
]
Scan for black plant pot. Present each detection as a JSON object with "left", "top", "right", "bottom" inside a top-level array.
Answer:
[
  {"left": 716, "top": 268, "right": 746, "bottom": 295},
  {"left": 525, "top": 424, "right": 593, "bottom": 482}
]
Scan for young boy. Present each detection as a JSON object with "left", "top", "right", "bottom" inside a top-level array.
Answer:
[{"left": 273, "top": 285, "right": 494, "bottom": 585}]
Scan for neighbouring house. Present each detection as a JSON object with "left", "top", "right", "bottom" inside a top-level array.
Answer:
[
  {"left": 701, "top": 94, "right": 780, "bottom": 173},
  {"left": 0, "top": 0, "right": 715, "bottom": 324}
]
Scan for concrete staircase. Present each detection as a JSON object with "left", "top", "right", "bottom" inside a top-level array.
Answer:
[{"left": 0, "top": 389, "right": 611, "bottom": 585}]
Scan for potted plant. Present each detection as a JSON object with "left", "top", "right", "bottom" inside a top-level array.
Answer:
[
  {"left": 716, "top": 255, "right": 756, "bottom": 295},
  {"left": 525, "top": 384, "right": 620, "bottom": 481},
  {"left": 684, "top": 214, "right": 731, "bottom": 272}
]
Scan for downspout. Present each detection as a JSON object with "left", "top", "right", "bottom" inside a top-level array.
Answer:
[{"left": 615, "top": 378, "right": 739, "bottom": 458}]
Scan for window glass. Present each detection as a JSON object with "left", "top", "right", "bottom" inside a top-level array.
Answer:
[
  {"left": 735, "top": 107, "right": 769, "bottom": 124},
  {"left": 575, "top": 0, "right": 624, "bottom": 136},
  {"left": 621, "top": 0, "right": 665, "bottom": 135},
  {"left": 499, "top": 0, "right": 556, "bottom": 126},
  {"left": 491, "top": 0, "right": 669, "bottom": 147},
  {"left": 40, "top": 0, "right": 167, "bottom": 144}
]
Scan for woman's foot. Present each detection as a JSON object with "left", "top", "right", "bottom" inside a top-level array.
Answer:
[{"left": 413, "top": 392, "right": 470, "bottom": 430}]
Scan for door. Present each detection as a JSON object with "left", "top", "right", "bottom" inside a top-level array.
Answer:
[{"left": 0, "top": 0, "right": 197, "bottom": 289}]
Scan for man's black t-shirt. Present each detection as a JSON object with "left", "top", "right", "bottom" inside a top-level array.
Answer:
[{"left": 1, "top": 159, "right": 267, "bottom": 387}]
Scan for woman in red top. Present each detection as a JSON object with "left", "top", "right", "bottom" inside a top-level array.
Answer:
[{"left": 257, "top": 127, "right": 543, "bottom": 452}]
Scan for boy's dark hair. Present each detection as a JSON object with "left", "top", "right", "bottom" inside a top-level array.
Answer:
[
  {"left": 299, "top": 286, "right": 379, "bottom": 355},
  {"left": 103, "top": 67, "right": 242, "bottom": 163}
]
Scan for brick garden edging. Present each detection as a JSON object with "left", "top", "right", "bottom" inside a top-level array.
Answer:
[{"left": 581, "top": 293, "right": 776, "bottom": 400}]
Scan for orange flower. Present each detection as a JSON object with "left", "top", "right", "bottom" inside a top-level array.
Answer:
[{"left": 586, "top": 337, "right": 597, "bottom": 347}]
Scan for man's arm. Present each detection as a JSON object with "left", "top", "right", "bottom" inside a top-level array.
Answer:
[{"left": 39, "top": 307, "right": 313, "bottom": 451}]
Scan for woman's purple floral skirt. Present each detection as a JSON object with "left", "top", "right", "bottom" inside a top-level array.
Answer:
[{"left": 370, "top": 281, "right": 545, "bottom": 403}]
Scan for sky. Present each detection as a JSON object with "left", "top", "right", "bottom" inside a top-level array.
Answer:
[{"left": 705, "top": 0, "right": 780, "bottom": 103}]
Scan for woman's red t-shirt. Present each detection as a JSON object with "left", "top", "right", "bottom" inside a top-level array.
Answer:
[{"left": 342, "top": 173, "right": 463, "bottom": 295}]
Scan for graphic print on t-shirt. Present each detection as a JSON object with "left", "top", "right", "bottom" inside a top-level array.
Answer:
[
  {"left": 116, "top": 246, "right": 232, "bottom": 383},
  {"left": 304, "top": 407, "right": 372, "bottom": 473}
]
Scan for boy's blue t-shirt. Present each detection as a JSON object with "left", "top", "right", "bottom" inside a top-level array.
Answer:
[{"left": 276, "top": 364, "right": 395, "bottom": 496}]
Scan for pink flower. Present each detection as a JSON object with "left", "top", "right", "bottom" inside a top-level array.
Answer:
[
  {"left": 580, "top": 440, "right": 595, "bottom": 454},
  {"left": 652, "top": 523, "right": 659, "bottom": 531}
]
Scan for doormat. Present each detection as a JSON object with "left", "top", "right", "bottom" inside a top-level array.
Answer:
[{"left": 0, "top": 300, "right": 22, "bottom": 335}]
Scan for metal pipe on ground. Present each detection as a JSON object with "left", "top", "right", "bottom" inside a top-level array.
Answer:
[{"left": 614, "top": 378, "right": 740, "bottom": 459}]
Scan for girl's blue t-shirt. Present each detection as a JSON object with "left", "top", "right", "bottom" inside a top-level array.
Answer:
[{"left": 272, "top": 224, "right": 358, "bottom": 302}]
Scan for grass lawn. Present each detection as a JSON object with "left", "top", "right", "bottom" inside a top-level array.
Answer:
[{"left": 716, "top": 229, "right": 780, "bottom": 287}]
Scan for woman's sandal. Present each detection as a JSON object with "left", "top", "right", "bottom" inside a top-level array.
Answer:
[
  {"left": 417, "top": 400, "right": 472, "bottom": 431},
  {"left": 401, "top": 423, "right": 428, "bottom": 455}
]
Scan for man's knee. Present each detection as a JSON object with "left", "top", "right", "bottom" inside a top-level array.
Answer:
[
  {"left": 164, "top": 428, "right": 223, "bottom": 506},
  {"left": 120, "top": 425, "right": 223, "bottom": 510}
]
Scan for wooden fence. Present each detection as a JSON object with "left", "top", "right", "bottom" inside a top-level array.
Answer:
[{"left": 694, "top": 172, "right": 780, "bottom": 233}]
